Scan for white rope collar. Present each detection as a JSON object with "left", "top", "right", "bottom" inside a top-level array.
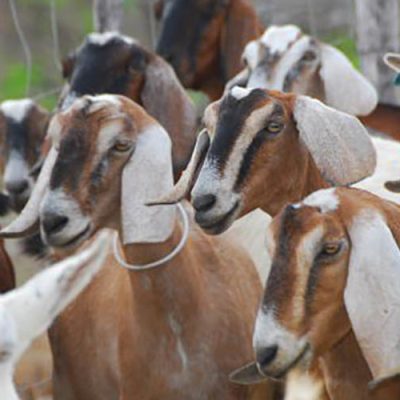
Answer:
[{"left": 113, "top": 203, "right": 190, "bottom": 271}]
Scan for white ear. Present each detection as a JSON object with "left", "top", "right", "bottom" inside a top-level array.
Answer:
[
  {"left": 293, "top": 96, "right": 376, "bottom": 186},
  {"left": 121, "top": 124, "right": 175, "bottom": 244},
  {"left": 319, "top": 44, "right": 378, "bottom": 116},
  {"left": 345, "top": 210, "right": 400, "bottom": 379},
  {"left": 0, "top": 230, "right": 110, "bottom": 360}
]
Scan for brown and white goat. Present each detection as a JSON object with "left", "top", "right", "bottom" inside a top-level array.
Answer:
[
  {"left": 0, "top": 99, "right": 49, "bottom": 212},
  {"left": 231, "top": 187, "right": 400, "bottom": 399},
  {"left": 155, "top": 0, "right": 263, "bottom": 100},
  {"left": 60, "top": 32, "right": 197, "bottom": 178},
  {"left": 227, "top": 24, "right": 400, "bottom": 141},
  {"left": 2, "top": 95, "right": 279, "bottom": 399}
]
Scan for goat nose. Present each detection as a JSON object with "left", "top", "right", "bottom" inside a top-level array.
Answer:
[
  {"left": 256, "top": 345, "right": 278, "bottom": 369},
  {"left": 192, "top": 194, "right": 216, "bottom": 212},
  {"left": 42, "top": 212, "right": 69, "bottom": 236},
  {"left": 6, "top": 179, "right": 29, "bottom": 195}
]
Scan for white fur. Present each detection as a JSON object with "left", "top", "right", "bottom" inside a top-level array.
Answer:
[
  {"left": 0, "top": 99, "right": 33, "bottom": 123},
  {"left": 285, "top": 369, "right": 326, "bottom": 400},
  {"left": 230, "top": 86, "right": 252, "bottom": 100},
  {"left": 243, "top": 40, "right": 260, "bottom": 70},
  {"left": 260, "top": 25, "right": 301, "bottom": 56},
  {"left": 87, "top": 31, "right": 134, "bottom": 46},
  {"left": 0, "top": 231, "right": 110, "bottom": 400},
  {"left": 345, "top": 210, "right": 400, "bottom": 378},
  {"left": 302, "top": 188, "right": 339, "bottom": 213},
  {"left": 4, "top": 151, "right": 33, "bottom": 195}
]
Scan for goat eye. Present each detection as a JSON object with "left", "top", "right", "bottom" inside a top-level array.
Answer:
[
  {"left": 320, "top": 242, "right": 342, "bottom": 257},
  {"left": 265, "top": 121, "right": 283, "bottom": 134},
  {"left": 112, "top": 140, "right": 133, "bottom": 153}
]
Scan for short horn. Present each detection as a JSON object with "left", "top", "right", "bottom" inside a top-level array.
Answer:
[
  {"left": 147, "top": 129, "right": 210, "bottom": 205},
  {"left": 229, "top": 362, "right": 268, "bottom": 385},
  {"left": 0, "top": 146, "right": 58, "bottom": 238}
]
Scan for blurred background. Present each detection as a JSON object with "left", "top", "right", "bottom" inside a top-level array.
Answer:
[{"left": 1, "top": 0, "right": 399, "bottom": 111}]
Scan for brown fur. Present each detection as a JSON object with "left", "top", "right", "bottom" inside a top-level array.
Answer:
[
  {"left": 265, "top": 187, "right": 400, "bottom": 399},
  {"left": 156, "top": 0, "right": 263, "bottom": 100},
  {"left": 45, "top": 97, "right": 279, "bottom": 399},
  {"left": 0, "top": 239, "right": 15, "bottom": 293}
]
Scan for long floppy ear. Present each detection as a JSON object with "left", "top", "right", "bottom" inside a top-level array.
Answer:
[
  {"left": 141, "top": 55, "right": 198, "bottom": 177},
  {"left": 147, "top": 129, "right": 210, "bottom": 206},
  {"left": 220, "top": 1, "right": 263, "bottom": 80},
  {"left": 293, "top": 96, "right": 376, "bottom": 186},
  {"left": 344, "top": 209, "right": 400, "bottom": 379},
  {"left": 229, "top": 362, "right": 268, "bottom": 385},
  {"left": 2, "top": 230, "right": 110, "bottom": 356},
  {"left": 0, "top": 146, "right": 58, "bottom": 238},
  {"left": 319, "top": 44, "right": 378, "bottom": 116},
  {"left": 121, "top": 123, "right": 176, "bottom": 244}
]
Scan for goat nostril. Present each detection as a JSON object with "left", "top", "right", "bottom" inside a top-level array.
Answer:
[
  {"left": 42, "top": 213, "right": 69, "bottom": 236},
  {"left": 257, "top": 345, "right": 278, "bottom": 368},
  {"left": 192, "top": 194, "right": 216, "bottom": 212},
  {"left": 6, "top": 180, "right": 29, "bottom": 195}
]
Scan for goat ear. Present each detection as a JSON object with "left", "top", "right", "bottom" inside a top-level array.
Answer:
[
  {"left": 220, "top": 1, "right": 262, "bottom": 81},
  {"left": 2, "top": 230, "right": 110, "bottom": 354},
  {"left": 344, "top": 209, "right": 400, "bottom": 379},
  {"left": 141, "top": 55, "right": 197, "bottom": 177},
  {"left": 229, "top": 362, "right": 267, "bottom": 385},
  {"left": 148, "top": 129, "right": 210, "bottom": 206},
  {"left": 319, "top": 44, "right": 378, "bottom": 116},
  {"left": 293, "top": 96, "right": 376, "bottom": 186},
  {"left": 121, "top": 123, "right": 175, "bottom": 244},
  {"left": 0, "top": 146, "right": 58, "bottom": 238},
  {"left": 62, "top": 53, "right": 76, "bottom": 79}
]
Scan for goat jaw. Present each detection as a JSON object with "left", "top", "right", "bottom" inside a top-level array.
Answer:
[
  {"left": 0, "top": 146, "right": 58, "bottom": 238},
  {"left": 147, "top": 129, "right": 210, "bottom": 206}
]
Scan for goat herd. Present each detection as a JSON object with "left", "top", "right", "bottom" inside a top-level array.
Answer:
[{"left": 1, "top": 0, "right": 400, "bottom": 399}]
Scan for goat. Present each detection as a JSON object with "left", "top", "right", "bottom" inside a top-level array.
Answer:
[
  {"left": 227, "top": 24, "right": 400, "bottom": 141},
  {"left": 1, "top": 95, "right": 280, "bottom": 399},
  {"left": 60, "top": 31, "right": 197, "bottom": 179},
  {"left": 230, "top": 187, "right": 400, "bottom": 399},
  {"left": 155, "top": 0, "right": 263, "bottom": 100},
  {"left": 0, "top": 99, "right": 49, "bottom": 212},
  {"left": 0, "top": 230, "right": 110, "bottom": 400}
]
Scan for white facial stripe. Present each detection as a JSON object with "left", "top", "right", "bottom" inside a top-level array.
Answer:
[
  {"left": 230, "top": 86, "right": 252, "bottom": 100},
  {"left": 302, "top": 188, "right": 339, "bottom": 213},
  {"left": 243, "top": 40, "right": 261, "bottom": 70},
  {"left": 260, "top": 25, "right": 302, "bottom": 56},
  {"left": 97, "top": 120, "right": 125, "bottom": 154},
  {"left": 4, "top": 151, "right": 33, "bottom": 191},
  {"left": 86, "top": 31, "right": 135, "bottom": 46},
  {"left": 0, "top": 99, "right": 34, "bottom": 123},
  {"left": 267, "top": 35, "right": 314, "bottom": 91}
]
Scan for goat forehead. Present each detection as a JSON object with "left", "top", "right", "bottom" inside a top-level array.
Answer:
[
  {"left": 0, "top": 99, "right": 33, "bottom": 123},
  {"left": 260, "top": 25, "right": 302, "bottom": 56},
  {"left": 86, "top": 31, "right": 135, "bottom": 47},
  {"left": 299, "top": 188, "right": 339, "bottom": 214}
]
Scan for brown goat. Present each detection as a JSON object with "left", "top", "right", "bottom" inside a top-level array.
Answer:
[
  {"left": 231, "top": 187, "right": 400, "bottom": 399},
  {"left": 156, "top": 0, "right": 263, "bottom": 100},
  {"left": 2, "top": 95, "right": 280, "bottom": 399},
  {"left": 0, "top": 99, "right": 49, "bottom": 212},
  {"left": 60, "top": 32, "right": 197, "bottom": 179}
]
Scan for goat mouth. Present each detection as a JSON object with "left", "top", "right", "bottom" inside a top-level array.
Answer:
[
  {"left": 262, "top": 343, "right": 311, "bottom": 380},
  {"left": 196, "top": 201, "right": 240, "bottom": 234},
  {"left": 47, "top": 224, "right": 92, "bottom": 249}
]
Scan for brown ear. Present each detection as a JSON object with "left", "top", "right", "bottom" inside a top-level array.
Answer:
[
  {"left": 229, "top": 362, "right": 268, "bottom": 385},
  {"left": 220, "top": 0, "right": 263, "bottom": 80},
  {"left": 141, "top": 55, "right": 198, "bottom": 178},
  {"left": 62, "top": 53, "right": 76, "bottom": 79}
]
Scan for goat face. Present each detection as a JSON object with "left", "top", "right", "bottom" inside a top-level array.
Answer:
[
  {"left": 253, "top": 188, "right": 351, "bottom": 379},
  {"left": 156, "top": 0, "right": 229, "bottom": 89},
  {"left": 60, "top": 33, "right": 148, "bottom": 110},
  {"left": 229, "top": 24, "right": 377, "bottom": 116},
  {"left": 0, "top": 100, "right": 48, "bottom": 212},
  {"left": 40, "top": 96, "right": 138, "bottom": 249}
]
